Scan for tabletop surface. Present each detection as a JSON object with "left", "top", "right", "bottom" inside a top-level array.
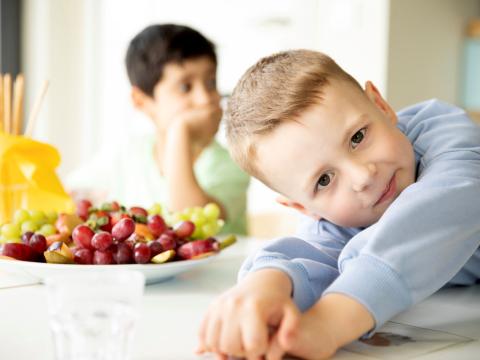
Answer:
[{"left": 0, "top": 237, "right": 479, "bottom": 360}]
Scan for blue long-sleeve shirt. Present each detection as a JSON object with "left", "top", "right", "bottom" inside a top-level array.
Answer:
[{"left": 239, "top": 99, "right": 480, "bottom": 333}]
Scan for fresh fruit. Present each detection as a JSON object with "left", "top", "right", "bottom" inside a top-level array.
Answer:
[
  {"left": 13, "top": 209, "right": 30, "bottom": 224},
  {"left": 21, "top": 220, "right": 39, "bottom": 234},
  {"left": 219, "top": 234, "right": 237, "bottom": 250},
  {"left": 147, "top": 214, "right": 167, "bottom": 237},
  {"left": 72, "top": 225, "right": 95, "bottom": 249},
  {"left": 113, "top": 243, "right": 133, "bottom": 264},
  {"left": 44, "top": 242, "right": 74, "bottom": 264},
  {"left": 133, "top": 243, "right": 151, "bottom": 264},
  {"left": 203, "top": 203, "right": 220, "bottom": 220},
  {"left": 76, "top": 199, "right": 92, "bottom": 220},
  {"left": 151, "top": 249, "right": 176, "bottom": 264},
  {"left": 91, "top": 231, "right": 113, "bottom": 251},
  {"left": 177, "top": 239, "right": 218, "bottom": 260},
  {"left": 112, "top": 218, "right": 135, "bottom": 241},
  {"left": 134, "top": 223, "right": 154, "bottom": 240},
  {"left": 173, "top": 221, "right": 195, "bottom": 238},
  {"left": 21, "top": 231, "right": 34, "bottom": 244},
  {"left": 93, "top": 250, "right": 114, "bottom": 265},
  {"left": 46, "top": 233, "right": 70, "bottom": 247},
  {"left": 129, "top": 206, "right": 148, "bottom": 218},
  {"left": 29, "top": 234, "right": 48, "bottom": 254},
  {"left": 148, "top": 203, "right": 162, "bottom": 216},
  {"left": 158, "top": 233, "right": 176, "bottom": 251},
  {"left": 73, "top": 248, "right": 94, "bottom": 264},
  {"left": 38, "top": 224, "right": 57, "bottom": 236},
  {"left": 2, "top": 243, "right": 35, "bottom": 261},
  {"left": 55, "top": 213, "right": 83, "bottom": 235},
  {"left": 148, "top": 240, "right": 163, "bottom": 257}
]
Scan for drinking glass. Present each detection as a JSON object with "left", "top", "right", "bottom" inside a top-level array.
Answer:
[{"left": 45, "top": 270, "right": 145, "bottom": 360}]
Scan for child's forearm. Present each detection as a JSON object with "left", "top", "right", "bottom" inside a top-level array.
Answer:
[
  {"left": 309, "top": 293, "right": 374, "bottom": 348},
  {"left": 163, "top": 121, "right": 226, "bottom": 217}
]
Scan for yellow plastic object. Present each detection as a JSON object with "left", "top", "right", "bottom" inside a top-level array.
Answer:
[{"left": 0, "top": 132, "right": 74, "bottom": 223}]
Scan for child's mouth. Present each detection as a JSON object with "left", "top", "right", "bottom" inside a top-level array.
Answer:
[{"left": 375, "top": 175, "right": 396, "bottom": 206}]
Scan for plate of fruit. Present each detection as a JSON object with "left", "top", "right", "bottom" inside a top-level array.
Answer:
[{"left": 0, "top": 200, "right": 236, "bottom": 284}]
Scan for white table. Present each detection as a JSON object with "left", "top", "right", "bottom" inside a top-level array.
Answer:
[{"left": 0, "top": 238, "right": 479, "bottom": 359}]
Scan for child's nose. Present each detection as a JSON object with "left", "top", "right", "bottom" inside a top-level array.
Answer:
[
  {"left": 193, "top": 87, "right": 218, "bottom": 106},
  {"left": 350, "top": 162, "right": 377, "bottom": 192}
]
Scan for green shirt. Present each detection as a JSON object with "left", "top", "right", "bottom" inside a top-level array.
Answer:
[{"left": 66, "top": 134, "right": 249, "bottom": 234}]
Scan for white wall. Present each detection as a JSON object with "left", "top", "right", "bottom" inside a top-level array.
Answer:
[{"left": 387, "top": 0, "right": 480, "bottom": 110}]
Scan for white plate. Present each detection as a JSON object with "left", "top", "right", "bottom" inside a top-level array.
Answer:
[{"left": 0, "top": 255, "right": 217, "bottom": 285}]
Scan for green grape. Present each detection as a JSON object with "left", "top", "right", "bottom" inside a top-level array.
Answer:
[
  {"left": 191, "top": 211, "right": 206, "bottom": 227},
  {"left": 203, "top": 203, "right": 220, "bottom": 220},
  {"left": 148, "top": 203, "right": 163, "bottom": 216},
  {"left": 29, "top": 210, "right": 47, "bottom": 226},
  {"left": 191, "top": 226, "right": 204, "bottom": 239},
  {"left": 5, "top": 237, "right": 21, "bottom": 244},
  {"left": 0, "top": 235, "right": 7, "bottom": 244},
  {"left": 202, "top": 222, "right": 217, "bottom": 238},
  {"left": 45, "top": 210, "right": 58, "bottom": 224},
  {"left": 1, "top": 223, "right": 21, "bottom": 239},
  {"left": 38, "top": 224, "right": 57, "bottom": 236},
  {"left": 13, "top": 209, "right": 30, "bottom": 224},
  {"left": 21, "top": 220, "right": 39, "bottom": 234},
  {"left": 183, "top": 207, "right": 195, "bottom": 217}
]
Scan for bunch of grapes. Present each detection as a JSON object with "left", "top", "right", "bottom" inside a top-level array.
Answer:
[
  {"left": 0, "top": 200, "right": 235, "bottom": 265},
  {"left": 169, "top": 203, "right": 223, "bottom": 240},
  {"left": 0, "top": 209, "right": 58, "bottom": 244}
]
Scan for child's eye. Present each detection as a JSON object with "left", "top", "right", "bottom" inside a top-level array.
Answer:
[
  {"left": 351, "top": 128, "right": 366, "bottom": 149},
  {"left": 315, "top": 172, "right": 334, "bottom": 192},
  {"left": 179, "top": 83, "right": 192, "bottom": 93}
]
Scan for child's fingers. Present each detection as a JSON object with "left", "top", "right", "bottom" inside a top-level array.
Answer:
[
  {"left": 265, "top": 333, "right": 285, "bottom": 360},
  {"left": 240, "top": 308, "right": 269, "bottom": 358},
  {"left": 218, "top": 319, "right": 244, "bottom": 357},
  {"left": 278, "top": 302, "right": 301, "bottom": 349},
  {"left": 205, "top": 311, "right": 223, "bottom": 353}
]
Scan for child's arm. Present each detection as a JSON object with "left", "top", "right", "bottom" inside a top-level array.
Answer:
[
  {"left": 196, "top": 268, "right": 300, "bottom": 359},
  {"left": 162, "top": 104, "right": 226, "bottom": 214},
  {"left": 268, "top": 293, "right": 374, "bottom": 359}
]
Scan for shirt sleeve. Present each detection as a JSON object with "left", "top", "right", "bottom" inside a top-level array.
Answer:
[
  {"left": 238, "top": 219, "right": 355, "bottom": 311},
  {"left": 196, "top": 141, "right": 250, "bottom": 235},
  {"left": 324, "top": 100, "right": 480, "bottom": 332}
]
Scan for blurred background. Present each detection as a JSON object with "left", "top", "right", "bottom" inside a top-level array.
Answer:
[{"left": 1, "top": 0, "right": 480, "bottom": 237}]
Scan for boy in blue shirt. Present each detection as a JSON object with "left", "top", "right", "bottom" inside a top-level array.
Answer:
[{"left": 196, "top": 50, "right": 480, "bottom": 359}]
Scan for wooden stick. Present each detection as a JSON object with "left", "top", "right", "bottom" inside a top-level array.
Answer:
[
  {"left": 25, "top": 80, "right": 49, "bottom": 138},
  {"left": 12, "top": 74, "right": 24, "bottom": 136},
  {"left": 3, "top": 74, "right": 11, "bottom": 134},
  {"left": 0, "top": 74, "right": 3, "bottom": 133}
]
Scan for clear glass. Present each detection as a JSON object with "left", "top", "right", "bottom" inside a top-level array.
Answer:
[{"left": 45, "top": 270, "right": 145, "bottom": 360}]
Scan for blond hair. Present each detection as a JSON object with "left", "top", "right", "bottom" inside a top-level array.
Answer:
[{"left": 225, "top": 49, "right": 361, "bottom": 180}]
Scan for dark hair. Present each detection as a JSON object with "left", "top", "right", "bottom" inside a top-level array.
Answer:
[{"left": 125, "top": 24, "right": 217, "bottom": 96}]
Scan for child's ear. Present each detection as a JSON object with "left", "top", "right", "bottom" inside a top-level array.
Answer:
[
  {"left": 275, "top": 196, "right": 322, "bottom": 220},
  {"left": 364, "top": 81, "right": 397, "bottom": 125},
  {"left": 131, "top": 86, "right": 153, "bottom": 114}
]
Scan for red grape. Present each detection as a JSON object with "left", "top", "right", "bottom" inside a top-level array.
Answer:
[
  {"left": 76, "top": 199, "right": 92, "bottom": 220},
  {"left": 113, "top": 243, "right": 133, "bottom": 264},
  {"left": 29, "top": 234, "right": 47, "bottom": 254},
  {"left": 133, "top": 243, "right": 151, "bottom": 264},
  {"left": 91, "top": 231, "right": 113, "bottom": 251},
  {"left": 158, "top": 233, "right": 176, "bottom": 251},
  {"left": 74, "top": 248, "right": 94, "bottom": 264},
  {"left": 2, "top": 243, "right": 34, "bottom": 261},
  {"left": 21, "top": 231, "right": 34, "bottom": 244},
  {"left": 174, "top": 221, "right": 195, "bottom": 238},
  {"left": 72, "top": 225, "right": 95, "bottom": 249},
  {"left": 129, "top": 206, "right": 148, "bottom": 217},
  {"left": 93, "top": 250, "right": 114, "bottom": 265},
  {"left": 148, "top": 240, "right": 163, "bottom": 257},
  {"left": 177, "top": 239, "right": 217, "bottom": 260},
  {"left": 112, "top": 218, "right": 135, "bottom": 241},
  {"left": 147, "top": 215, "right": 167, "bottom": 237}
]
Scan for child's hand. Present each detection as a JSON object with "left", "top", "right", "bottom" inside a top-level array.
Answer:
[
  {"left": 171, "top": 104, "right": 222, "bottom": 146},
  {"left": 267, "top": 293, "right": 375, "bottom": 360},
  {"left": 196, "top": 268, "right": 300, "bottom": 359}
]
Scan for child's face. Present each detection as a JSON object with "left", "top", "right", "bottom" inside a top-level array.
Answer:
[
  {"left": 255, "top": 80, "right": 416, "bottom": 228},
  {"left": 136, "top": 56, "right": 221, "bottom": 131}
]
